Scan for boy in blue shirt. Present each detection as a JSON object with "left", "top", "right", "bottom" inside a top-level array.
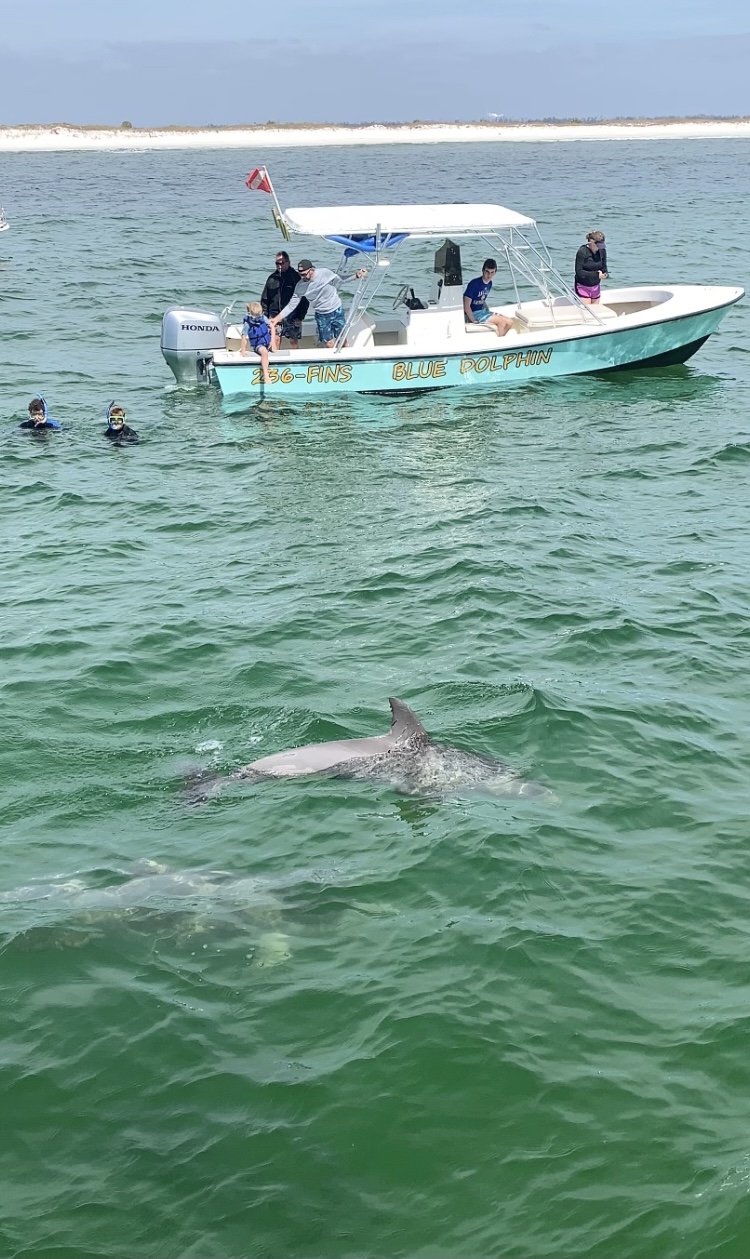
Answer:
[
  {"left": 19, "top": 396, "right": 61, "bottom": 431},
  {"left": 463, "top": 259, "right": 512, "bottom": 337},
  {"left": 240, "top": 302, "right": 272, "bottom": 384}
]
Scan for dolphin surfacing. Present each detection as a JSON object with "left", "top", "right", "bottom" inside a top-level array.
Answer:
[{"left": 185, "top": 698, "right": 550, "bottom": 804}]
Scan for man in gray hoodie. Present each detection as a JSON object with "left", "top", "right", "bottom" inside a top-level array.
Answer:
[{"left": 271, "top": 258, "right": 367, "bottom": 347}]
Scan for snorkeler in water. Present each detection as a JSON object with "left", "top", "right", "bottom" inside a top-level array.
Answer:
[
  {"left": 19, "top": 396, "right": 61, "bottom": 431},
  {"left": 104, "top": 403, "right": 139, "bottom": 443}
]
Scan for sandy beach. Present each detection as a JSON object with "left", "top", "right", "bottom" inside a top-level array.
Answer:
[{"left": 2, "top": 120, "right": 750, "bottom": 152}]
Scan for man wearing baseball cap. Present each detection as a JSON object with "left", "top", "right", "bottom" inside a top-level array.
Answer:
[{"left": 270, "top": 258, "right": 367, "bottom": 348}]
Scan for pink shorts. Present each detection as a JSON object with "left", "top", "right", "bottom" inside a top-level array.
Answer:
[{"left": 575, "top": 281, "right": 601, "bottom": 301}]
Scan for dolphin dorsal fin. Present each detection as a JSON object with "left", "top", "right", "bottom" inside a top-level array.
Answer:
[{"left": 388, "top": 697, "right": 429, "bottom": 746}]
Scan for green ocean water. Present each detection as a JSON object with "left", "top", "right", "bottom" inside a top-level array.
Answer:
[{"left": 1, "top": 139, "right": 750, "bottom": 1259}]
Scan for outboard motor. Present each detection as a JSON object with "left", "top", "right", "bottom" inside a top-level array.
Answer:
[{"left": 161, "top": 307, "right": 226, "bottom": 384}]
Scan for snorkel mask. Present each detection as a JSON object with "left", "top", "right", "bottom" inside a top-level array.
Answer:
[
  {"left": 31, "top": 394, "right": 48, "bottom": 425},
  {"left": 106, "top": 400, "right": 125, "bottom": 428}
]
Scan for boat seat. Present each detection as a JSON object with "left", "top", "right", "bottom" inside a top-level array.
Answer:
[{"left": 514, "top": 303, "right": 617, "bottom": 330}]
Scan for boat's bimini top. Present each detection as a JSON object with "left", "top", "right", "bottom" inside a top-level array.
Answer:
[{"left": 282, "top": 203, "right": 536, "bottom": 243}]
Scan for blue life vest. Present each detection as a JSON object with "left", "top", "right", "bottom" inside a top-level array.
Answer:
[{"left": 243, "top": 314, "right": 271, "bottom": 350}]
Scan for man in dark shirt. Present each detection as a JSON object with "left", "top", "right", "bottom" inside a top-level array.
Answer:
[{"left": 260, "top": 250, "right": 309, "bottom": 349}]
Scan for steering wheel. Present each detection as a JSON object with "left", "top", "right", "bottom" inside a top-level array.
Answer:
[{"left": 392, "top": 284, "right": 411, "bottom": 310}]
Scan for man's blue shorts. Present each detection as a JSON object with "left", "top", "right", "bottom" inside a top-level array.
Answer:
[
  {"left": 466, "top": 307, "right": 492, "bottom": 323},
  {"left": 315, "top": 306, "right": 346, "bottom": 344}
]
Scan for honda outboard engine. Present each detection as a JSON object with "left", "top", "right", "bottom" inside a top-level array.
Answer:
[{"left": 161, "top": 307, "right": 226, "bottom": 384}]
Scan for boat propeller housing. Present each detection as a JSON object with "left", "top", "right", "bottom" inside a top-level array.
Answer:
[{"left": 161, "top": 307, "right": 228, "bottom": 383}]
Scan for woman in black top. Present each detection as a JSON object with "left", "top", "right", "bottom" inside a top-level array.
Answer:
[{"left": 574, "top": 230, "right": 608, "bottom": 304}]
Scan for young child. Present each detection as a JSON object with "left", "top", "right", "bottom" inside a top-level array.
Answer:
[
  {"left": 19, "top": 396, "right": 61, "bottom": 431},
  {"left": 240, "top": 302, "right": 272, "bottom": 384},
  {"left": 104, "top": 402, "right": 139, "bottom": 443}
]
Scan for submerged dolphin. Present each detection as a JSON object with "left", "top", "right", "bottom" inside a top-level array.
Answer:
[
  {"left": 187, "top": 698, "right": 550, "bottom": 803},
  {"left": 0, "top": 861, "right": 346, "bottom": 965}
]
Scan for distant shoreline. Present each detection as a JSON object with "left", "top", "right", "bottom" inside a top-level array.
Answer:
[{"left": 3, "top": 119, "right": 750, "bottom": 152}]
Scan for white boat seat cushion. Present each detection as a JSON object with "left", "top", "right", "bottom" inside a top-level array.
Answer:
[
  {"left": 465, "top": 321, "right": 502, "bottom": 334},
  {"left": 515, "top": 303, "right": 617, "bottom": 330}
]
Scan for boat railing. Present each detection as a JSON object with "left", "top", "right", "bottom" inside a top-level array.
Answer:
[
  {"left": 333, "top": 259, "right": 393, "bottom": 353},
  {"left": 497, "top": 230, "right": 609, "bottom": 326},
  {"left": 325, "top": 223, "right": 610, "bottom": 352}
]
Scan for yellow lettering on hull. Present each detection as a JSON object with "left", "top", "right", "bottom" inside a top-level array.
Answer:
[
  {"left": 243, "top": 347, "right": 554, "bottom": 388},
  {"left": 460, "top": 347, "right": 555, "bottom": 376},
  {"left": 392, "top": 359, "right": 448, "bottom": 382}
]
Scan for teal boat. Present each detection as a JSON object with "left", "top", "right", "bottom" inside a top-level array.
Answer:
[{"left": 160, "top": 201, "right": 743, "bottom": 397}]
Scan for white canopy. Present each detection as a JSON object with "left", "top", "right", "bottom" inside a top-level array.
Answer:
[{"left": 282, "top": 203, "right": 535, "bottom": 239}]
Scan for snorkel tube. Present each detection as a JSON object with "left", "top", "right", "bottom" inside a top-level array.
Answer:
[
  {"left": 31, "top": 394, "right": 61, "bottom": 428},
  {"left": 106, "top": 400, "right": 126, "bottom": 429}
]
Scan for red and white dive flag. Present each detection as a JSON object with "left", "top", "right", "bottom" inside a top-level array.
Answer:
[{"left": 245, "top": 167, "right": 272, "bottom": 193}]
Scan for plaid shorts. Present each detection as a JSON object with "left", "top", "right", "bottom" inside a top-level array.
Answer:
[{"left": 279, "top": 317, "right": 303, "bottom": 342}]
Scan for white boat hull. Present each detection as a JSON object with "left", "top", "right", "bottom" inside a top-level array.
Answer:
[{"left": 208, "top": 285, "right": 742, "bottom": 399}]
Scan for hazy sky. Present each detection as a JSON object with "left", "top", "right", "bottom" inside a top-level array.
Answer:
[{"left": 0, "top": 0, "right": 749, "bottom": 125}]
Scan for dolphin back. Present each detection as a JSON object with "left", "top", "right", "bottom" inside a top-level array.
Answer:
[
  {"left": 184, "top": 699, "right": 432, "bottom": 802},
  {"left": 245, "top": 699, "right": 430, "bottom": 778},
  {"left": 388, "top": 698, "right": 430, "bottom": 747},
  {"left": 182, "top": 766, "right": 263, "bottom": 804}
]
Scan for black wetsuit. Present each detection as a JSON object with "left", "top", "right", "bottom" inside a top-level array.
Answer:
[
  {"left": 574, "top": 244, "right": 607, "bottom": 289},
  {"left": 260, "top": 268, "right": 309, "bottom": 322},
  {"left": 105, "top": 423, "right": 139, "bottom": 443},
  {"left": 19, "top": 419, "right": 60, "bottom": 431}
]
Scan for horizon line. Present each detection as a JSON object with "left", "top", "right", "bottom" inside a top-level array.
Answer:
[{"left": 3, "top": 114, "right": 750, "bottom": 131}]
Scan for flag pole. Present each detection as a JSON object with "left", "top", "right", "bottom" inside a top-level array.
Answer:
[{"left": 263, "top": 168, "right": 290, "bottom": 241}]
